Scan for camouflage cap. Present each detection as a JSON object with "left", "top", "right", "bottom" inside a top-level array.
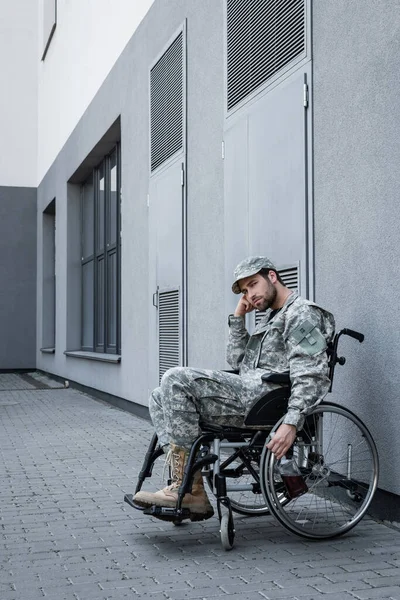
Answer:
[{"left": 232, "top": 256, "right": 277, "bottom": 294}]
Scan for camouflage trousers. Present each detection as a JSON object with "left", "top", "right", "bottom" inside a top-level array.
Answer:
[{"left": 149, "top": 367, "right": 273, "bottom": 449}]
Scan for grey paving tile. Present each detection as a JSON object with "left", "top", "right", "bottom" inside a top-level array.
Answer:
[
  {"left": 324, "top": 569, "right": 381, "bottom": 582},
  {"left": 374, "top": 567, "right": 400, "bottom": 577},
  {"left": 313, "top": 580, "right": 373, "bottom": 593},
  {"left": 352, "top": 587, "right": 400, "bottom": 599},
  {"left": 363, "top": 576, "right": 400, "bottom": 587},
  {"left": 342, "top": 560, "right": 395, "bottom": 571},
  {"left": 293, "top": 595, "right": 356, "bottom": 600}
]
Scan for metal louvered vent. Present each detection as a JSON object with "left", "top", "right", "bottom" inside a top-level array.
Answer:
[
  {"left": 150, "top": 32, "right": 183, "bottom": 171},
  {"left": 279, "top": 265, "right": 299, "bottom": 291},
  {"left": 227, "top": 0, "right": 306, "bottom": 110},
  {"left": 158, "top": 289, "right": 180, "bottom": 382},
  {"left": 254, "top": 264, "right": 299, "bottom": 326}
]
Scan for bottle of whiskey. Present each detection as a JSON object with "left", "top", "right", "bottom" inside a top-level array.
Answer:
[{"left": 277, "top": 456, "right": 308, "bottom": 500}]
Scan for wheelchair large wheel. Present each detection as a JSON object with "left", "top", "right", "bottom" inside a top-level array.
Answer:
[
  {"left": 260, "top": 402, "right": 379, "bottom": 539},
  {"left": 205, "top": 442, "right": 271, "bottom": 516}
]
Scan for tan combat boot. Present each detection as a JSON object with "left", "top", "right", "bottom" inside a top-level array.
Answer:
[{"left": 133, "top": 444, "right": 214, "bottom": 521}]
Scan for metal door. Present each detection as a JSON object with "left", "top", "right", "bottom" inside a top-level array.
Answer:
[
  {"left": 148, "top": 160, "right": 186, "bottom": 391},
  {"left": 224, "top": 66, "right": 312, "bottom": 319}
]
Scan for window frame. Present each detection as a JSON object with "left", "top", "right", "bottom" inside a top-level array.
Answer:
[
  {"left": 42, "top": 198, "right": 56, "bottom": 350},
  {"left": 41, "top": 0, "right": 57, "bottom": 61},
  {"left": 80, "top": 144, "right": 121, "bottom": 354}
]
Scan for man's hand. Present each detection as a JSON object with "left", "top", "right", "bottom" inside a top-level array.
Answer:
[
  {"left": 234, "top": 296, "right": 254, "bottom": 317},
  {"left": 266, "top": 424, "right": 297, "bottom": 460}
]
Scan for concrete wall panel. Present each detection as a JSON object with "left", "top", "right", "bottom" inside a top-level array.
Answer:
[
  {"left": 313, "top": 0, "right": 400, "bottom": 495},
  {"left": 185, "top": 0, "right": 225, "bottom": 369}
]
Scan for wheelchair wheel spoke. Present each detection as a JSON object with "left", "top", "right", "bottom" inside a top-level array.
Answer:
[{"left": 260, "top": 403, "right": 379, "bottom": 540}]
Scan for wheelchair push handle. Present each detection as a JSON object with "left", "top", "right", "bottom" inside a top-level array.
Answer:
[
  {"left": 342, "top": 328, "right": 364, "bottom": 343},
  {"left": 328, "top": 328, "right": 364, "bottom": 391}
]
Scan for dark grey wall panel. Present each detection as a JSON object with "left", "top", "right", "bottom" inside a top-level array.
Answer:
[
  {"left": 313, "top": 0, "right": 400, "bottom": 496},
  {"left": 0, "top": 186, "right": 36, "bottom": 368}
]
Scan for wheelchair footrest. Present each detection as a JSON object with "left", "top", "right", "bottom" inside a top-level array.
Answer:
[
  {"left": 124, "top": 493, "right": 147, "bottom": 511},
  {"left": 142, "top": 505, "right": 192, "bottom": 522}
]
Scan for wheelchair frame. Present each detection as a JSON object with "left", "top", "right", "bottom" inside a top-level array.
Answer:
[{"left": 124, "top": 328, "right": 379, "bottom": 550}]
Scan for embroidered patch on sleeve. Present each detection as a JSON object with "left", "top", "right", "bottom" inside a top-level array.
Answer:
[{"left": 290, "top": 319, "right": 327, "bottom": 356}]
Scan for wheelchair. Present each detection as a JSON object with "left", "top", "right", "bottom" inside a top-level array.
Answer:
[{"left": 124, "top": 328, "right": 379, "bottom": 550}]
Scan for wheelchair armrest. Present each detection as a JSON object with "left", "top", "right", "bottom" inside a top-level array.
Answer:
[{"left": 262, "top": 371, "right": 290, "bottom": 385}]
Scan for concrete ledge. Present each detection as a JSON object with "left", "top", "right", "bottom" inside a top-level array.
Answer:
[
  {"left": 39, "top": 369, "right": 150, "bottom": 422},
  {"left": 369, "top": 486, "right": 400, "bottom": 525},
  {"left": 64, "top": 350, "right": 121, "bottom": 363}
]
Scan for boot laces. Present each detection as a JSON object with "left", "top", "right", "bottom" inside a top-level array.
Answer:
[{"left": 162, "top": 448, "right": 184, "bottom": 491}]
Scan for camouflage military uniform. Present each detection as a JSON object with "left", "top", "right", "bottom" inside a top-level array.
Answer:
[
  {"left": 149, "top": 367, "right": 270, "bottom": 448},
  {"left": 226, "top": 291, "right": 335, "bottom": 430},
  {"left": 149, "top": 256, "right": 335, "bottom": 450}
]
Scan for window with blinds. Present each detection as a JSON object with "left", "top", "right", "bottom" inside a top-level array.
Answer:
[
  {"left": 226, "top": 0, "right": 306, "bottom": 110},
  {"left": 150, "top": 32, "right": 184, "bottom": 171},
  {"left": 158, "top": 289, "right": 180, "bottom": 382},
  {"left": 254, "top": 265, "right": 299, "bottom": 326}
]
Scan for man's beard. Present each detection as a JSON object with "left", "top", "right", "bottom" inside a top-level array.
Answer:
[{"left": 255, "top": 285, "right": 277, "bottom": 311}]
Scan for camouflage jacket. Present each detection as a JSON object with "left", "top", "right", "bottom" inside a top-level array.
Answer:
[{"left": 226, "top": 292, "right": 335, "bottom": 430}]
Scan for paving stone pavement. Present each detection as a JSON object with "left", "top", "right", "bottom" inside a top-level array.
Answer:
[{"left": 1, "top": 373, "right": 400, "bottom": 600}]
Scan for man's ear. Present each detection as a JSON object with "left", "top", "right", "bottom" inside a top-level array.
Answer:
[{"left": 268, "top": 270, "right": 278, "bottom": 284}]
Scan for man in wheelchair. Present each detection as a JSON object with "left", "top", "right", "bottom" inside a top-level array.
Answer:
[{"left": 133, "top": 256, "right": 335, "bottom": 522}]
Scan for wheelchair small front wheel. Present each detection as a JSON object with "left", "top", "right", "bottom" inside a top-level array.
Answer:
[
  {"left": 220, "top": 513, "right": 235, "bottom": 550},
  {"left": 172, "top": 519, "right": 183, "bottom": 526},
  {"left": 260, "top": 403, "right": 379, "bottom": 540}
]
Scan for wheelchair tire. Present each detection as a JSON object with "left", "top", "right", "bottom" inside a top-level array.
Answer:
[
  {"left": 260, "top": 402, "right": 379, "bottom": 540},
  {"left": 220, "top": 513, "right": 235, "bottom": 550}
]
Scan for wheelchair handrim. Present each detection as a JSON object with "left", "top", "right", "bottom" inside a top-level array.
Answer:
[{"left": 260, "top": 403, "right": 379, "bottom": 540}]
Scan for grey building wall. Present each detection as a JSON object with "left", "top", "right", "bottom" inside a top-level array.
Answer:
[
  {"left": 36, "top": 0, "right": 400, "bottom": 516},
  {"left": 313, "top": 0, "right": 400, "bottom": 500},
  {"left": 37, "top": 0, "right": 226, "bottom": 402},
  {"left": 0, "top": 186, "right": 37, "bottom": 369}
]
